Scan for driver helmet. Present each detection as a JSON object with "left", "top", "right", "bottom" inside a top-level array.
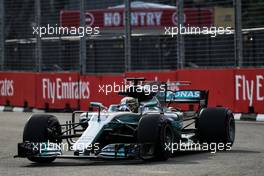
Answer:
[{"left": 120, "top": 97, "right": 139, "bottom": 113}]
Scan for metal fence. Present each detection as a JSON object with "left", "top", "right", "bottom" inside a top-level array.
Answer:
[{"left": 0, "top": 0, "right": 264, "bottom": 73}]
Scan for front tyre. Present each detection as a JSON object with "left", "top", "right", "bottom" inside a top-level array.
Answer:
[
  {"left": 23, "top": 114, "right": 61, "bottom": 163},
  {"left": 137, "top": 114, "right": 175, "bottom": 161}
]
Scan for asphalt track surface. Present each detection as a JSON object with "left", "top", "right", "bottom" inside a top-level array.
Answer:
[{"left": 0, "top": 112, "right": 263, "bottom": 176}]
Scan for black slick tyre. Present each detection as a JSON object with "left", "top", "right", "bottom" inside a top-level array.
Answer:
[
  {"left": 23, "top": 114, "right": 61, "bottom": 163},
  {"left": 197, "top": 107, "right": 235, "bottom": 147},
  {"left": 137, "top": 114, "right": 174, "bottom": 161}
]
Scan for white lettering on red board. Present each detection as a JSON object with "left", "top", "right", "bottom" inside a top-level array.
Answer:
[
  {"left": 0, "top": 79, "right": 14, "bottom": 96},
  {"left": 42, "top": 77, "right": 90, "bottom": 104},
  {"left": 104, "top": 11, "right": 163, "bottom": 27},
  {"left": 235, "top": 75, "right": 264, "bottom": 106}
]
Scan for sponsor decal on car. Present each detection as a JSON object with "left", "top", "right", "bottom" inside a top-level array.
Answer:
[
  {"left": 174, "top": 90, "right": 201, "bottom": 99},
  {"left": 166, "top": 90, "right": 201, "bottom": 100}
]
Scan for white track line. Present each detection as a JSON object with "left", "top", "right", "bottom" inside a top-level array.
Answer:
[
  {"left": 256, "top": 114, "right": 264, "bottom": 122},
  {"left": 234, "top": 113, "right": 241, "bottom": 120},
  {"left": 13, "top": 107, "right": 24, "bottom": 112},
  {"left": 0, "top": 106, "right": 5, "bottom": 112},
  {"left": 32, "top": 109, "right": 45, "bottom": 113}
]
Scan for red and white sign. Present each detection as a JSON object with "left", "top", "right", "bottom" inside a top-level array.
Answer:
[
  {"left": 0, "top": 72, "right": 36, "bottom": 107},
  {"left": 234, "top": 69, "right": 264, "bottom": 113},
  {"left": 36, "top": 73, "right": 85, "bottom": 109},
  {"left": 85, "top": 12, "right": 95, "bottom": 26},
  {"left": 79, "top": 75, "right": 124, "bottom": 110},
  {"left": 60, "top": 8, "right": 213, "bottom": 29},
  {"left": 0, "top": 79, "right": 14, "bottom": 97}
]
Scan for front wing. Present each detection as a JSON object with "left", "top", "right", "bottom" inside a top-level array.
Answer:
[{"left": 14, "top": 142, "right": 143, "bottom": 160}]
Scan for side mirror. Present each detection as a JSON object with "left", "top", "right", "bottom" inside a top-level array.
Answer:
[
  {"left": 90, "top": 102, "right": 106, "bottom": 122},
  {"left": 90, "top": 102, "right": 104, "bottom": 108},
  {"left": 142, "top": 101, "right": 158, "bottom": 108}
]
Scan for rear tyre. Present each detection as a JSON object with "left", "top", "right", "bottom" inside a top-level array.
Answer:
[
  {"left": 137, "top": 114, "right": 174, "bottom": 161},
  {"left": 197, "top": 107, "right": 235, "bottom": 148},
  {"left": 23, "top": 114, "right": 61, "bottom": 163}
]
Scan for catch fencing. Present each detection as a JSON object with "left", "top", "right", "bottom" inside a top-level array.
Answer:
[{"left": 0, "top": 0, "right": 264, "bottom": 73}]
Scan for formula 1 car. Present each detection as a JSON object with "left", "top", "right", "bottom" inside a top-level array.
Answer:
[{"left": 15, "top": 78, "right": 235, "bottom": 163}]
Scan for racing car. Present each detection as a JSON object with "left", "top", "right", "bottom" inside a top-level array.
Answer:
[{"left": 15, "top": 78, "right": 235, "bottom": 163}]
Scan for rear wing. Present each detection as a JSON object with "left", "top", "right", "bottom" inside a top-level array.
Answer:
[
  {"left": 158, "top": 90, "right": 209, "bottom": 108},
  {"left": 123, "top": 78, "right": 209, "bottom": 107}
]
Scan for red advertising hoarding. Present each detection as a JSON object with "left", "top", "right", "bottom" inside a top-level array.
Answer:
[
  {"left": 0, "top": 72, "right": 36, "bottom": 107},
  {"left": 35, "top": 72, "right": 82, "bottom": 109},
  {"left": 79, "top": 75, "right": 124, "bottom": 111},
  {"left": 176, "top": 69, "right": 235, "bottom": 110},
  {"left": 1, "top": 69, "right": 264, "bottom": 113},
  {"left": 234, "top": 69, "right": 264, "bottom": 113}
]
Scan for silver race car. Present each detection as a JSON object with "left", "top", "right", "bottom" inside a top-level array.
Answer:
[{"left": 15, "top": 78, "right": 235, "bottom": 163}]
